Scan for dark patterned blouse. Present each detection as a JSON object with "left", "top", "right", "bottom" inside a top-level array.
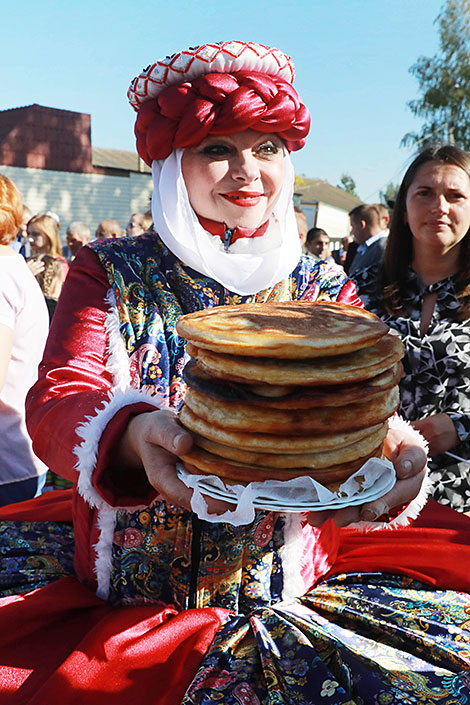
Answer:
[{"left": 356, "top": 264, "right": 470, "bottom": 512}]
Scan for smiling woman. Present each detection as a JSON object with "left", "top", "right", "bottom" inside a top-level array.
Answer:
[
  {"left": 181, "top": 130, "right": 285, "bottom": 231},
  {"left": 0, "top": 43, "right": 469, "bottom": 705}
]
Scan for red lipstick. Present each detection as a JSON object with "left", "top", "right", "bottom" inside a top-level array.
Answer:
[{"left": 220, "top": 191, "right": 264, "bottom": 207}]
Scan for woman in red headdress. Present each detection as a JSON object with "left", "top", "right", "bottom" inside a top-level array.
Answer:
[{"left": 0, "top": 41, "right": 469, "bottom": 705}]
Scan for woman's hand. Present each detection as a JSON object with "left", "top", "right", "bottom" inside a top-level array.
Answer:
[
  {"left": 27, "top": 259, "right": 45, "bottom": 277},
  {"left": 119, "top": 409, "right": 235, "bottom": 514},
  {"left": 307, "top": 423, "right": 428, "bottom": 528},
  {"left": 411, "top": 414, "right": 458, "bottom": 456}
]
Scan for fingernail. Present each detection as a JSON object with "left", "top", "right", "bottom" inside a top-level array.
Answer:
[
  {"left": 402, "top": 460, "right": 412, "bottom": 475},
  {"left": 172, "top": 433, "right": 185, "bottom": 452}
]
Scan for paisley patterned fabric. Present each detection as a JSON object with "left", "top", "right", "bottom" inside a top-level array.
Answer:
[
  {"left": 182, "top": 574, "right": 470, "bottom": 704},
  {"left": 0, "top": 520, "right": 74, "bottom": 596},
  {"left": 92, "top": 233, "right": 347, "bottom": 610},
  {"left": 356, "top": 264, "right": 470, "bottom": 512}
]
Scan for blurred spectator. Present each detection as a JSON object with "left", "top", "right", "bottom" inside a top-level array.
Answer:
[
  {"left": 374, "top": 203, "right": 391, "bottom": 234},
  {"left": 10, "top": 204, "right": 32, "bottom": 257},
  {"left": 125, "top": 212, "right": 153, "bottom": 237},
  {"left": 66, "top": 221, "right": 91, "bottom": 259},
  {"left": 348, "top": 204, "right": 387, "bottom": 277},
  {"left": 305, "top": 227, "right": 334, "bottom": 263},
  {"left": 26, "top": 213, "right": 69, "bottom": 320},
  {"left": 294, "top": 207, "right": 308, "bottom": 248},
  {"left": 333, "top": 234, "right": 353, "bottom": 266},
  {"left": 0, "top": 174, "right": 49, "bottom": 505},
  {"left": 96, "top": 220, "right": 123, "bottom": 239}
]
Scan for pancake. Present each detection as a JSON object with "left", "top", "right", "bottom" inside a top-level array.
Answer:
[
  {"left": 193, "top": 422, "right": 388, "bottom": 468},
  {"left": 183, "top": 358, "right": 403, "bottom": 408},
  {"left": 176, "top": 301, "right": 389, "bottom": 358},
  {"left": 183, "top": 386, "right": 400, "bottom": 434},
  {"left": 179, "top": 404, "right": 387, "bottom": 452},
  {"left": 186, "top": 332, "right": 404, "bottom": 386},
  {"left": 181, "top": 445, "right": 383, "bottom": 485}
]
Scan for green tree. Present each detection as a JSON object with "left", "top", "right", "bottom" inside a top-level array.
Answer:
[
  {"left": 337, "top": 173, "right": 358, "bottom": 197},
  {"left": 379, "top": 182, "right": 399, "bottom": 206},
  {"left": 402, "top": 0, "right": 470, "bottom": 149}
]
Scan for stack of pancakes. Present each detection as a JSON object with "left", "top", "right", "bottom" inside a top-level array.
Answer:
[{"left": 176, "top": 302, "right": 404, "bottom": 492}]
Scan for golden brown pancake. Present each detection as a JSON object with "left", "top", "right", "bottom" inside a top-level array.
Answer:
[
  {"left": 176, "top": 302, "right": 389, "bottom": 358},
  {"left": 193, "top": 423, "right": 388, "bottom": 468},
  {"left": 186, "top": 332, "right": 404, "bottom": 386},
  {"left": 179, "top": 404, "right": 386, "bottom": 452},
  {"left": 184, "top": 386, "right": 400, "bottom": 434},
  {"left": 183, "top": 358, "right": 403, "bottom": 408},
  {"left": 181, "top": 445, "right": 383, "bottom": 485}
]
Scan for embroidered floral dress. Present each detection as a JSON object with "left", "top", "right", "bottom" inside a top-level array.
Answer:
[
  {"left": 356, "top": 264, "right": 470, "bottom": 513},
  {"left": 0, "top": 235, "right": 469, "bottom": 704}
]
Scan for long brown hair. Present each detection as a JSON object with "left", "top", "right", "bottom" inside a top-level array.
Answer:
[{"left": 383, "top": 144, "right": 470, "bottom": 319}]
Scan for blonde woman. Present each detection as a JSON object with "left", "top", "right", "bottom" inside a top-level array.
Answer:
[{"left": 27, "top": 213, "right": 69, "bottom": 301}]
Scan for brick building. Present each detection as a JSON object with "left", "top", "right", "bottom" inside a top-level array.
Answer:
[{"left": 0, "top": 104, "right": 152, "bottom": 240}]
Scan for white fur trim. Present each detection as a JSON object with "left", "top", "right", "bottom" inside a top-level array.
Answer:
[
  {"left": 349, "top": 415, "right": 432, "bottom": 532},
  {"left": 73, "top": 291, "right": 166, "bottom": 596},
  {"left": 74, "top": 387, "right": 162, "bottom": 508},
  {"left": 104, "top": 289, "right": 132, "bottom": 391},
  {"left": 279, "top": 513, "right": 305, "bottom": 599},
  {"left": 94, "top": 505, "right": 118, "bottom": 599}
]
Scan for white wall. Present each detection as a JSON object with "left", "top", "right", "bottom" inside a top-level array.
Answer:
[
  {"left": 0, "top": 164, "right": 153, "bottom": 241},
  {"left": 316, "top": 203, "right": 351, "bottom": 243}
]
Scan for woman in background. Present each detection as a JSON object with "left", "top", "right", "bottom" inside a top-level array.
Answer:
[
  {"left": 356, "top": 144, "right": 470, "bottom": 512},
  {"left": 27, "top": 212, "right": 69, "bottom": 318},
  {"left": 0, "top": 175, "right": 49, "bottom": 504}
]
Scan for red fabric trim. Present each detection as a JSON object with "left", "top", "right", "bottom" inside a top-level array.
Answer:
[
  {"left": 327, "top": 500, "right": 470, "bottom": 592},
  {"left": 197, "top": 215, "right": 269, "bottom": 243}
]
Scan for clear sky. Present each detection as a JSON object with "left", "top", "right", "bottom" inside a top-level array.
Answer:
[{"left": 3, "top": 0, "right": 444, "bottom": 202}]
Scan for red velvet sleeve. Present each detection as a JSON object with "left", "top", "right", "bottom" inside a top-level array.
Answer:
[
  {"left": 26, "top": 247, "right": 158, "bottom": 507},
  {"left": 337, "top": 278, "right": 364, "bottom": 308}
]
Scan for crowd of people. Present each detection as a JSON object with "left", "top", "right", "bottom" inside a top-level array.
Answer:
[{"left": 0, "top": 38, "right": 469, "bottom": 704}]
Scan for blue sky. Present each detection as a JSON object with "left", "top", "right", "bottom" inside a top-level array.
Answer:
[{"left": 3, "top": 0, "right": 443, "bottom": 201}]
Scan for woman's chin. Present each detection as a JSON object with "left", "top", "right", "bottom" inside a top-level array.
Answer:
[{"left": 223, "top": 213, "right": 269, "bottom": 230}]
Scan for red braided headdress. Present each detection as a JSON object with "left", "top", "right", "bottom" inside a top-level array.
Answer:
[
  {"left": 129, "top": 41, "right": 310, "bottom": 165},
  {"left": 135, "top": 71, "right": 310, "bottom": 165}
]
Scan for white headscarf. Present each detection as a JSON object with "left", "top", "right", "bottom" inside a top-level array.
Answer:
[{"left": 151, "top": 149, "right": 301, "bottom": 296}]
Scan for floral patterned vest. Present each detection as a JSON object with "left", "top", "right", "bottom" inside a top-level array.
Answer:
[{"left": 91, "top": 234, "right": 346, "bottom": 613}]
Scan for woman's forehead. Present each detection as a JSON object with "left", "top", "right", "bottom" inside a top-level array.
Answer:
[{"left": 411, "top": 161, "right": 470, "bottom": 187}]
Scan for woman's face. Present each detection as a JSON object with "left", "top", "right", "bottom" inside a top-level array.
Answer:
[
  {"left": 181, "top": 129, "right": 285, "bottom": 230},
  {"left": 27, "top": 223, "right": 50, "bottom": 254},
  {"left": 405, "top": 161, "right": 470, "bottom": 255}
]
